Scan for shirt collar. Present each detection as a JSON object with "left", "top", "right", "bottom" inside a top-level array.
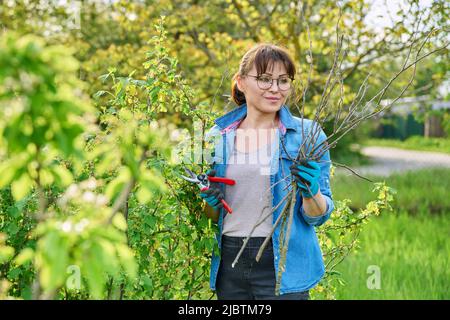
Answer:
[{"left": 214, "top": 103, "right": 297, "bottom": 135}]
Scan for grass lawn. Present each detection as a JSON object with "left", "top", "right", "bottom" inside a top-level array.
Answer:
[
  {"left": 334, "top": 210, "right": 449, "bottom": 299},
  {"left": 331, "top": 168, "right": 450, "bottom": 214},
  {"left": 331, "top": 168, "right": 450, "bottom": 300},
  {"left": 363, "top": 136, "right": 450, "bottom": 154}
]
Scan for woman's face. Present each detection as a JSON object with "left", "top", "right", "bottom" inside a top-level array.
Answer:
[{"left": 236, "top": 61, "right": 292, "bottom": 114}]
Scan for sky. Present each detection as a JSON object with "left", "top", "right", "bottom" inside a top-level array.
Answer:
[{"left": 364, "top": 0, "right": 434, "bottom": 30}]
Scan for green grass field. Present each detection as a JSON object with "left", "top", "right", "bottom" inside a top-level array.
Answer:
[
  {"left": 363, "top": 136, "right": 450, "bottom": 154},
  {"left": 331, "top": 168, "right": 450, "bottom": 300},
  {"left": 331, "top": 168, "right": 450, "bottom": 214},
  {"left": 334, "top": 210, "right": 449, "bottom": 299}
]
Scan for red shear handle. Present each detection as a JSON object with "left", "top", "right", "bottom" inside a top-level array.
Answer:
[
  {"left": 208, "top": 177, "right": 236, "bottom": 185},
  {"left": 221, "top": 199, "right": 233, "bottom": 214},
  {"left": 200, "top": 186, "right": 233, "bottom": 214}
]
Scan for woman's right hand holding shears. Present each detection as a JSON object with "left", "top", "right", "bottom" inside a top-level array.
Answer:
[{"left": 199, "top": 170, "right": 234, "bottom": 213}]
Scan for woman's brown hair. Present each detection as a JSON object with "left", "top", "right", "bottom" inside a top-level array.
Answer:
[{"left": 231, "top": 43, "right": 296, "bottom": 106}]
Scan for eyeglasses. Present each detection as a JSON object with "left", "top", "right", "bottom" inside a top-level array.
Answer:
[{"left": 246, "top": 74, "right": 293, "bottom": 91}]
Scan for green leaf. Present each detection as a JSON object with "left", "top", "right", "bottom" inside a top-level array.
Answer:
[
  {"left": 51, "top": 164, "right": 73, "bottom": 187},
  {"left": 139, "top": 169, "right": 167, "bottom": 195},
  {"left": 55, "top": 132, "right": 71, "bottom": 156},
  {"left": 38, "top": 231, "right": 69, "bottom": 292},
  {"left": 143, "top": 215, "right": 157, "bottom": 229},
  {"left": 39, "top": 168, "right": 54, "bottom": 186},
  {"left": 0, "top": 161, "right": 17, "bottom": 188},
  {"left": 98, "top": 74, "right": 110, "bottom": 83},
  {"left": 7, "top": 206, "right": 20, "bottom": 218},
  {"left": 0, "top": 246, "right": 15, "bottom": 263},
  {"left": 97, "top": 240, "right": 119, "bottom": 276},
  {"left": 0, "top": 154, "right": 28, "bottom": 188},
  {"left": 11, "top": 173, "right": 33, "bottom": 201},
  {"left": 105, "top": 167, "right": 131, "bottom": 202},
  {"left": 7, "top": 267, "right": 21, "bottom": 279},
  {"left": 14, "top": 248, "right": 34, "bottom": 266},
  {"left": 95, "top": 152, "right": 117, "bottom": 176},
  {"left": 93, "top": 90, "right": 108, "bottom": 99},
  {"left": 136, "top": 185, "right": 153, "bottom": 204},
  {"left": 84, "top": 243, "right": 106, "bottom": 299},
  {"left": 6, "top": 222, "right": 19, "bottom": 235},
  {"left": 112, "top": 214, "right": 128, "bottom": 231},
  {"left": 116, "top": 244, "right": 137, "bottom": 279}
]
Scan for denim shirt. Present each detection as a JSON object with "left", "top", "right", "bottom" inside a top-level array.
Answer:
[{"left": 205, "top": 103, "right": 335, "bottom": 294}]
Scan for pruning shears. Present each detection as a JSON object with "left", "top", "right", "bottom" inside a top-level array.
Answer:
[{"left": 180, "top": 168, "right": 235, "bottom": 214}]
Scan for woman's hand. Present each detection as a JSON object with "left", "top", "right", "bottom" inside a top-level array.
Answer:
[
  {"left": 290, "top": 160, "right": 321, "bottom": 198},
  {"left": 199, "top": 170, "right": 225, "bottom": 210}
]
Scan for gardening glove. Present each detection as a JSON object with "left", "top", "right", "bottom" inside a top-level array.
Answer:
[
  {"left": 290, "top": 160, "right": 321, "bottom": 198},
  {"left": 199, "top": 169, "right": 224, "bottom": 210}
]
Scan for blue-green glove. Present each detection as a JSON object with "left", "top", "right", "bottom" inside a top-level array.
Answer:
[
  {"left": 199, "top": 170, "right": 224, "bottom": 210},
  {"left": 290, "top": 160, "right": 321, "bottom": 198}
]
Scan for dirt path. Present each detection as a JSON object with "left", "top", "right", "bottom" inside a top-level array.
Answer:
[{"left": 336, "top": 146, "right": 450, "bottom": 177}]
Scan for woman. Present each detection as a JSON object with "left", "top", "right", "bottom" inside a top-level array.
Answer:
[{"left": 201, "top": 43, "right": 334, "bottom": 300}]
